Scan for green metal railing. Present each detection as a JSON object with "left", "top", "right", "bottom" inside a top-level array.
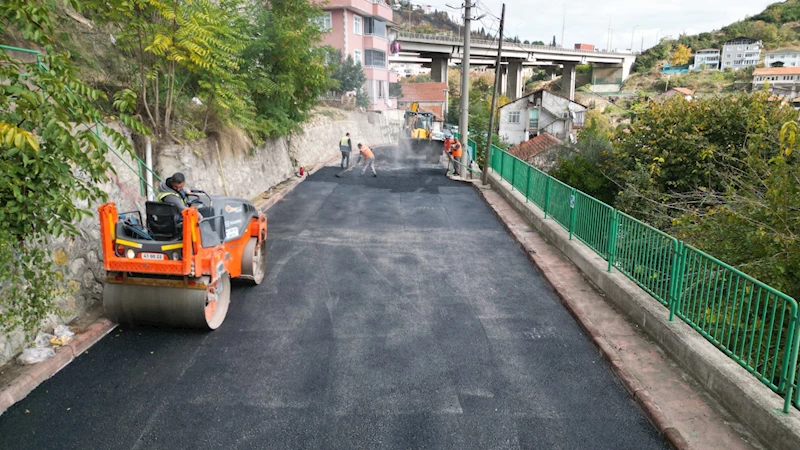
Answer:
[
  {"left": 486, "top": 145, "right": 800, "bottom": 413},
  {"left": 1, "top": 44, "right": 160, "bottom": 196}
]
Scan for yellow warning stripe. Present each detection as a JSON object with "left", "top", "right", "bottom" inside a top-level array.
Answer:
[
  {"left": 108, "top": 215, "right": 116, "bottom": 240},
  {"left": 161, "top": 243, "right": 184, "bottom": 251},
  {"left": 115, "top": 238, "right": 143, "bottom": 249}
]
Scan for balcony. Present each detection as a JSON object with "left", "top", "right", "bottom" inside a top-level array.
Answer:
[{"left": 321, "top": 0, "right": 393, "bottom": 21}]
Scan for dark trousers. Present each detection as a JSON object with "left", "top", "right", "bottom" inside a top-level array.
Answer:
[{"left": 341, "top": 151, "right": 351, "bottom": 168}]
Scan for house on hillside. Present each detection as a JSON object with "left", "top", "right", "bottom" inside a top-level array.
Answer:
[
  {"left": 721, "top": 37, "right": 762, "bottom": 71},
  {"left": 507, "top": 133, "right": 563, "bottom": 172},
  {"left": 315, "top": 0, "right": 398, "bottom": 111},
  {"left": 691, "top": 49, "right": 720, "bottom": 71},
  {"left": 753, "top": 67, "right": 800, "bottom": 100},
  {"left": 397, "top": 82, "right": 449, "bottom": 119},
  {"left": 656, "top": 88, "right": 694, "bottom": 102},
  {"left": 498, "top": 89, "right": 587, "bottom": 147},
  {"left": 764, "top": 49, "right": 800, "bottom": 68}
]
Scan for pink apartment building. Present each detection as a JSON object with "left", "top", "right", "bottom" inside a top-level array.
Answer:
[{"left": 316, "top": 0, "right": 399, "bottom": 111}]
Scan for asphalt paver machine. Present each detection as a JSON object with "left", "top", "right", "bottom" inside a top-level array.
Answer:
[{"left": 98, "top": 192, "right": 267, "bottom": 329}]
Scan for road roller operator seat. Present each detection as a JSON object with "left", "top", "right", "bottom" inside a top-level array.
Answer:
[{"left": 145, "top": 201, "right": 182, "bottom": 241}]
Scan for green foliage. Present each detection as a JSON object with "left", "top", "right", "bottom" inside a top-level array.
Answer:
[
  {"left": 240, "top": 0, "right": 330, "bottom": 137},
  {"left": 752, "top": 0, "right": 800, "bottom": 24},
  {"left": 389, "top": 82, "right": 403, "bottom": 99},
  {"left": 550, "top": 114, "right": 617, "bottom": 205},
  {"left": 356, "top": 89, "right": 370, "bottom": 108},
  {"left": 633, "top": 41, "right": 674, "bottom": 74},
  {"left": 326, "top": 50, "right": 366, "bottom": 93},
  {"left": 0, "top": 0, "right": 137, "bottom": 335}
]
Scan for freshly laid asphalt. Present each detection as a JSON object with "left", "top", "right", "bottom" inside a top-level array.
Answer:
[{"left": 0, "top": 146, "right": 668, "bottom": 449}]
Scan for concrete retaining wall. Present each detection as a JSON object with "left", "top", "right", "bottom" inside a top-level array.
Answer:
[
  {"left": 486, "top": 170, "right": 800, "bottom": 450},
  {"left": 0, "top": 110, "right": 401, "bottom": 365}
]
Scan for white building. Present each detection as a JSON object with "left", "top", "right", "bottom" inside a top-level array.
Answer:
[
  {"left": 691, "top": 49, "right": 720, "bottom": 71},
  {"left": 498, "top": 89, "right": 587, "bottom": 146},
  {"left": 389, "top": 63, "right": 431, "bottom": 79},
  {"left": 764, "top": 49, "right": 800, "bottom": 68},
  {"left": 753, "top": 67, "right": 800, "bottom": 99},
  {"left": 721, "top": 37, "right": 762, "bottom": 71}
]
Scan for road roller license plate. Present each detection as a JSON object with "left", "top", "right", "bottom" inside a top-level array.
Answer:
[{"left": 140, "top": 253, "right": 165, "bottom": 260}]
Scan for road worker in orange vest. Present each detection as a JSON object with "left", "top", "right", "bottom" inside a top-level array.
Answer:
[
  {"left": 448, "top": 139, "right": 463, "bottom": 176},
  {"left": 356, "top": 143, "right": 377, "bottom": 177}
]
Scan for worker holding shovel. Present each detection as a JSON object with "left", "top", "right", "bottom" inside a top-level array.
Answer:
[{"left": 336, "top": 143, "right": 377, "bottom": 177}]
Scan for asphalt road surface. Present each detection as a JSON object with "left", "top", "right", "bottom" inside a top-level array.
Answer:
[{"left": 0, "top": 146, "right": 668, "bottom": 449}]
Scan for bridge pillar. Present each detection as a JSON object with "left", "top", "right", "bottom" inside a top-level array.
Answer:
[
  {"left": 431, "top": 57, "right": 449, "bottom": 84},
  {"left": 561, "top": 63, "right": 576, "bottom": 101},
  {"left": 505, "top": 60, "right": 523, "bottom": 100},
  {"left": 544, "top": 67, "right": 557, "bottom": 80}
]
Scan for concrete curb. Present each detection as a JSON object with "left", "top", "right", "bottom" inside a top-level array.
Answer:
[
  {"left": 482, "top": 171, "right": 800, "bottom": 450},
  {"left": 0, "top": 318, "right": 116, "bottom": 417},
  {"left": 257, "top": 154, "right": 339, "bottom": 213},
  {"left": 0, "top": 153, "right": 339, "bottom": 418}
]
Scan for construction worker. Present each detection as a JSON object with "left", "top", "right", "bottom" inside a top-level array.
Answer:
[
  {"left": 356, "top": 143, "right": 377, "bottom": 177},
  {"left": 339, "top": 132, "right": 353, "bottom": 168},
  {"left": 157, "top": 172, "right": 192, "bottom": 212},
  {"left": 448, "top": 140, "right": 463, "bottom": 176}
]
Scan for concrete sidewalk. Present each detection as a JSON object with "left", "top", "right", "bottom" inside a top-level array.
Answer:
[{"left": 479, "top": 187, "right": 763, "bottom": 450}]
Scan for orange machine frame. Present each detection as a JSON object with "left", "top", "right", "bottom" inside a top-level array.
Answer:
[{"left": 98, "top": 202, "right": 268, "bottom": 284}]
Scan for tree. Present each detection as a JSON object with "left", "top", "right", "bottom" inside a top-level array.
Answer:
[
  {"left": 240, "top": 0, "right": 331, "bottom": 137},
  {"left": 612, "top": 91, "right": 798, "bottom": 225},
  {"left": 550, "top": 112, "right": 617, "bottom": 205},
  {"left": 552, "top": 35, "right": 557, "bottom": 46},
  {"left": 328, "top": 51, "right": 367, "bottom": 93},
  {"left": 0, "top": 0, "right": 141, "bottom": 335},
  {"left": 389, "top": 82, "right": 403, "bottom": 99},
  {"left": 671, "top": 44, "right": 691, "bottom": 66}
]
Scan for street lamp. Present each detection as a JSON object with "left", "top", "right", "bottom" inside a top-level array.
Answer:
[{"left": 631, "top": 25, "right": 639, "bottom": 52}]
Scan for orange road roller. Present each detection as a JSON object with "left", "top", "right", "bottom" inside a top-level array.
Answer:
[{"left": 98, "top": 193, "right": 267, "bottom": 329}]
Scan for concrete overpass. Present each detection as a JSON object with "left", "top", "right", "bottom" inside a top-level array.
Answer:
[{"left": 391, "top": 31, "right": 637, "bottom": 100}]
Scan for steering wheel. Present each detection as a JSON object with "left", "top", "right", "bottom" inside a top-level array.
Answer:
[{"left": 185, "top": 190, "right": 212, "bottom": 208}]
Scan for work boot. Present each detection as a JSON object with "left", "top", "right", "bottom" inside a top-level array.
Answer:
[{"left": 373, "top": 173, "right": 377, "bottom": 177}]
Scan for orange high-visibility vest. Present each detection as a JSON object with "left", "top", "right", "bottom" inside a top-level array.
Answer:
[
  {"left": 451, "top": 142, "right": 463, "bottom": 158},
  {"left": 360, "top": 146, "right": 374, "bottom": 159}
]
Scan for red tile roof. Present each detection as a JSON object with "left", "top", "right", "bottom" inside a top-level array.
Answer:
[
  {"left": 672, "top": 87, "right": 694, "bottom": 96},
  {"left": 399, "top": 82, "right": 449, "bottom": 102},
  {"left": 754, "top": 67, "right": 800, "bottom": 76},
  {"left": 508, "top": 133, "right": 562, "bottom": 162}
]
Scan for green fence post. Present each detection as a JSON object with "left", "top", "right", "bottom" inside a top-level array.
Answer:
[
  {"left": 607, "top": 209, "right": 619, "bottom": 272},
  {"left": 569, "top": 190, "right": 576, "bottom": 240},
  {"left": 510, "top": 157, "right": 516, "bottom": 192},
  {"left": 525, "top": 165, "right": 531, "bottom": 203},
  {"left": 499, "top": 151, "right": 504, "bottom": 181},
  {"left": 783, "top": 315, "right": 800, "bottom": 413},
  {"left": 668, "top": 241, "right": 684, "bottom": 322},
  {"left": 544, "top": 177, "right": 552, "bottom": 219}
]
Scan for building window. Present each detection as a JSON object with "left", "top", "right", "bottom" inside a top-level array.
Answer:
[
  {"left": 354, "top": 15, "right": 362, "bottom": 35},
  {"left": 354, "top": 49, "right": 362, "bottom": 64},
  {"left": 377, "top": 81, "right": 385, "bottom": 99},
  {"left": 529, "top": 109, "right": 539, "bottom": 129},
  {"left": 364, "top": 49, "right": 386, "bottom": 68},
  {"left": 508, "top": 111, "right": 520, "bottom": 123},
  {"left": 365, "top": 18, "right": 387, "bottom": 38},
  {"left": 316, "top": 12, "right": 332, "bottom": 31}
]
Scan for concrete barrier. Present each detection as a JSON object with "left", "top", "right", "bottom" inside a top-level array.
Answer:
[{"left": 486, "top": 170, "right": 800, "bottom": 450}]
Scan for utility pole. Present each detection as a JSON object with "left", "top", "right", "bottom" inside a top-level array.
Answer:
[
  {"left": 458, "top": 0, "right": 472, "bottom": 178},
  {"left": 561, "top": 6, "right": 566, "bottom": 48},
  {"left": 482, "top": 3, "right": 505, "bottom": 185},
  {"left": 630, "top": 25, "right": 638, "bottom": 53}
]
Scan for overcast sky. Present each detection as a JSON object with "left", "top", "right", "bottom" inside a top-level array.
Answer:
[{"left": 414, "top": 0, "right": 777, "bottom": 51}]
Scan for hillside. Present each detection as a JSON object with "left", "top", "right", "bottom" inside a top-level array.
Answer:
[{"left": 623, "top": 1, "right": 800, "bottom": 93}]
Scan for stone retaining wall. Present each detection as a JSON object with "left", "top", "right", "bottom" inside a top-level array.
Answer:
[{"left": 0, "top": 110, "right": 401, "bottom": 365}]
